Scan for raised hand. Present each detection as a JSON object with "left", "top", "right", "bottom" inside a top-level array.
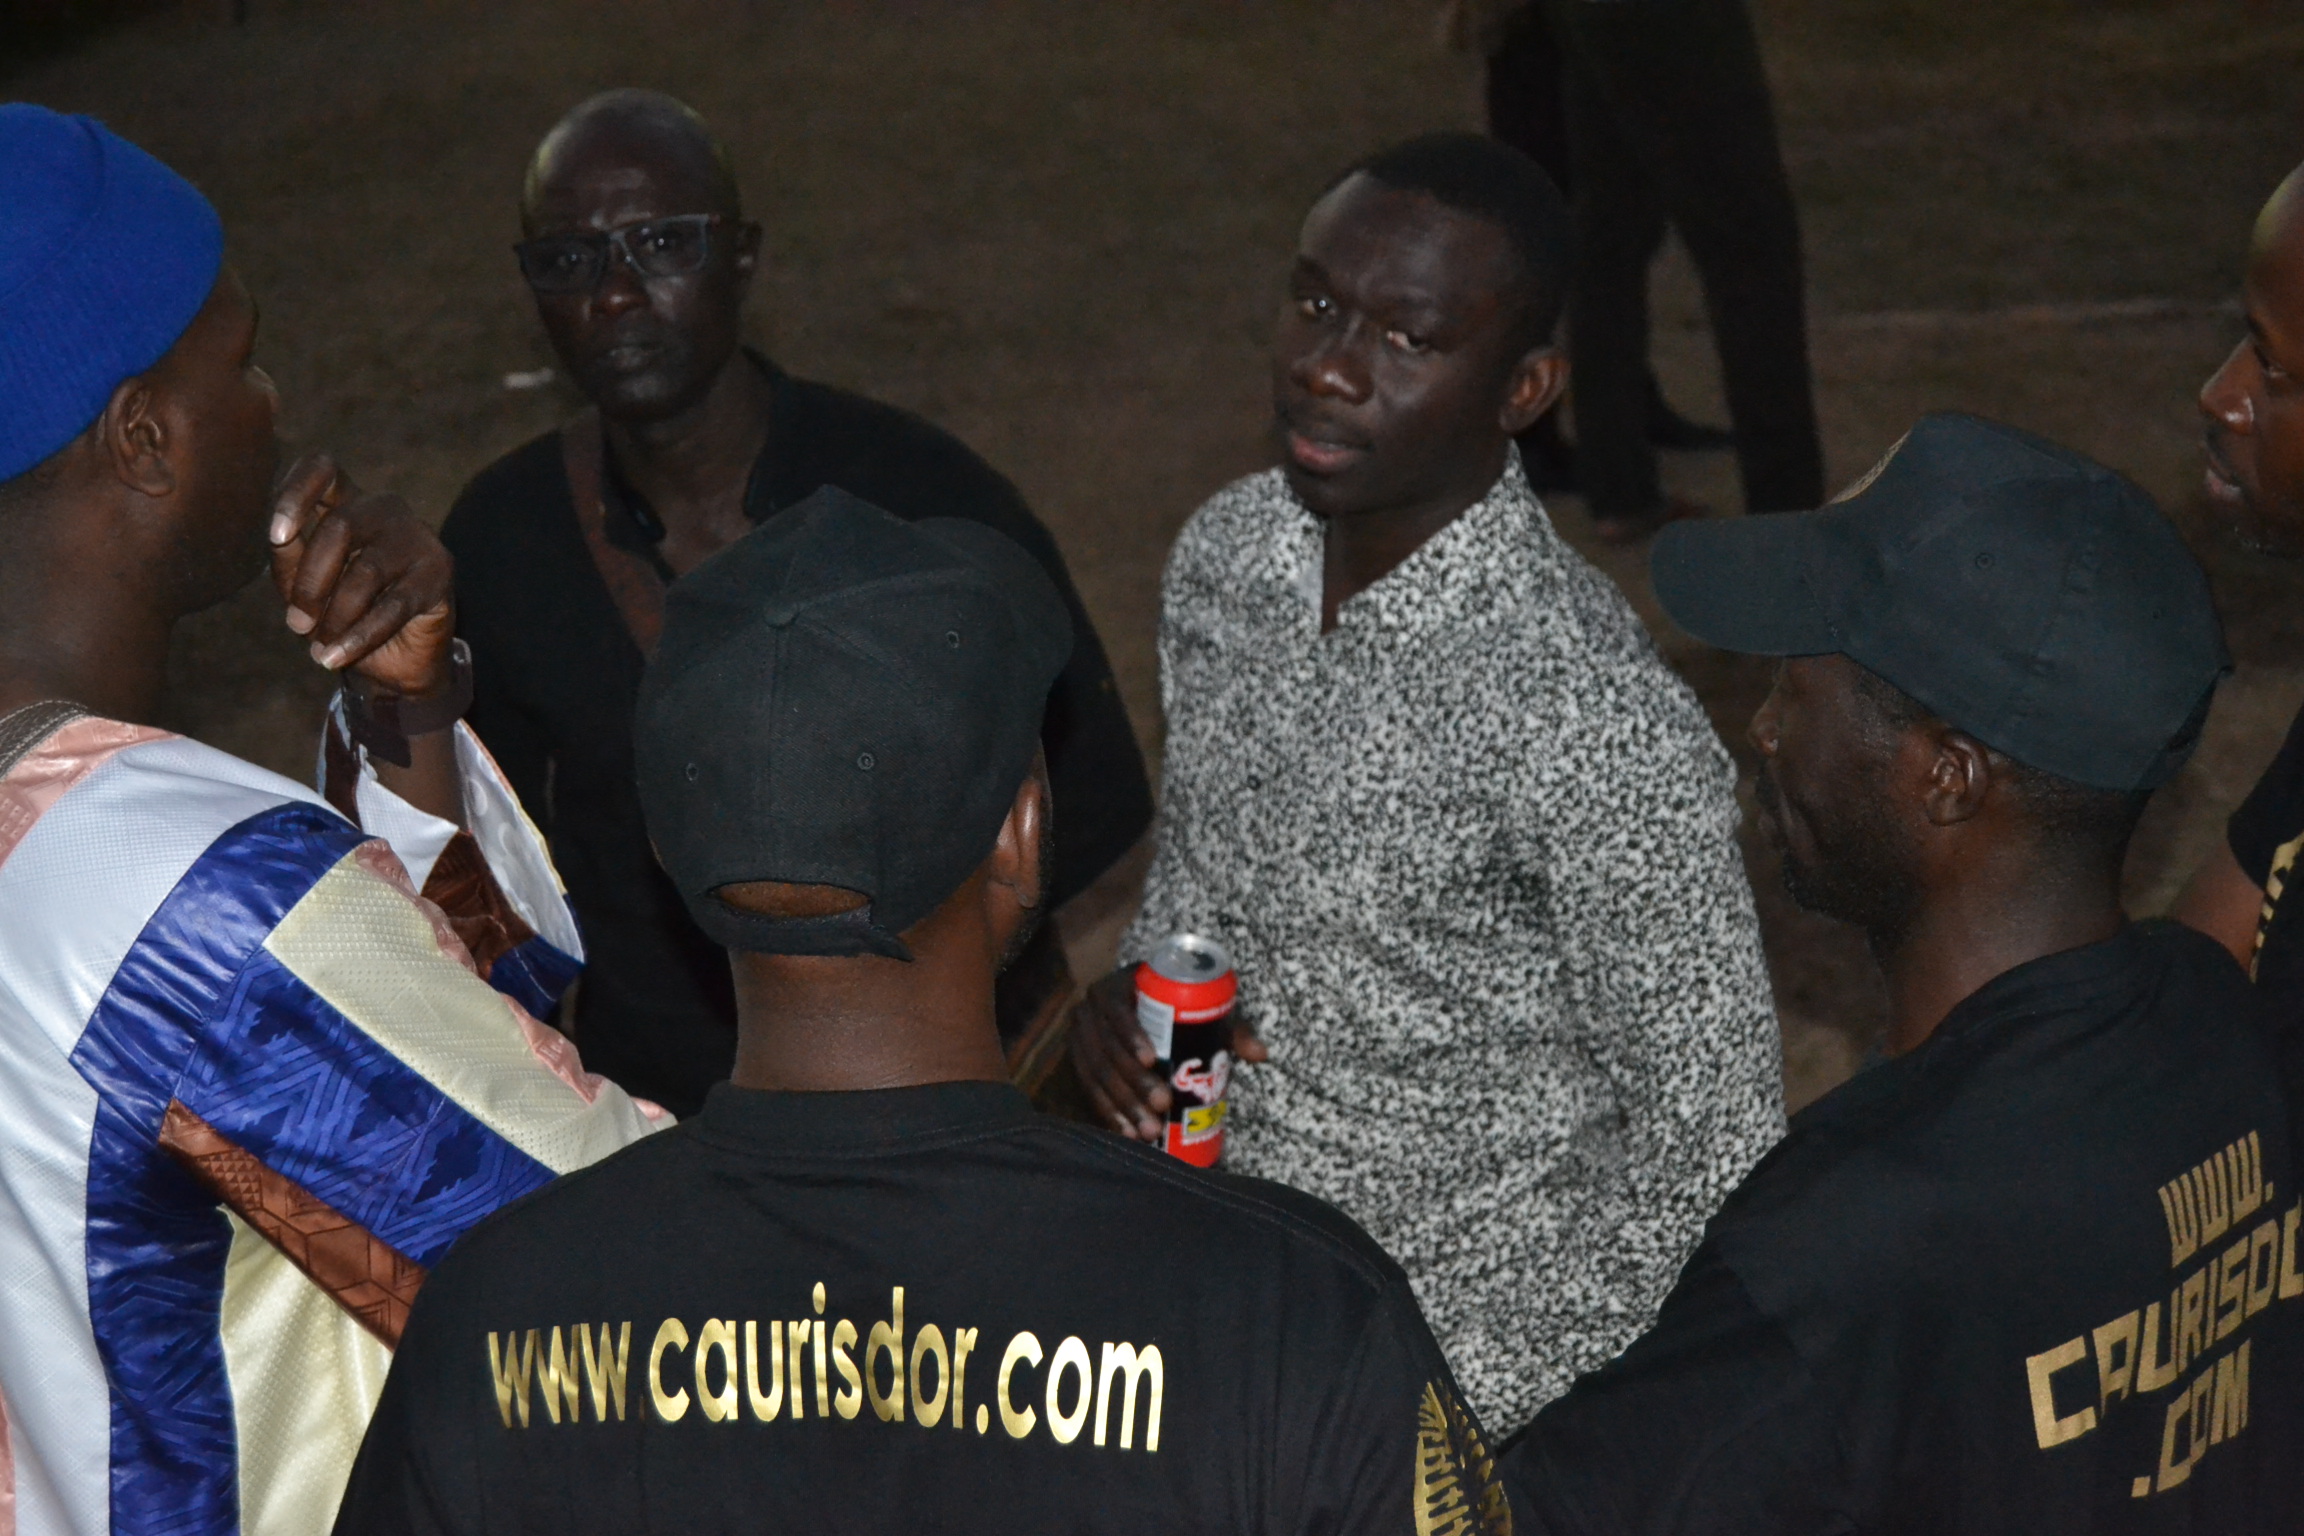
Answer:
[{"left": 268, "top": 453, "right": 455, "bottom": 699}]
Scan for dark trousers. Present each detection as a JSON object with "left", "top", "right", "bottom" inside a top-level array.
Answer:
[
  {"left": 1486, "top": 6, "right": 1576, "bottom": 197},
  {"left": 1536, "top": 0, "right": 1823, "bottom": 516}
]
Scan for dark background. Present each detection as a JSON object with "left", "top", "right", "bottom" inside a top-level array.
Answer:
[{"left": 12, "top": 0, "right": 2303, "bottom": 1106}]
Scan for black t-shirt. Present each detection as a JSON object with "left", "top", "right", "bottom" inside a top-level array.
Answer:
[
  {"left": 1502, "top": 921, "right": 2304, "bottom": 1535},
  {"left": 441, "top": 362, "right": 1153, "bottom": 1115},
  {"left": 2229, "top": 698, "right": 2304, "bottom": 1025},
  {"left": 332, "top": 1082, "right": 1509, "bottom": 1536}
]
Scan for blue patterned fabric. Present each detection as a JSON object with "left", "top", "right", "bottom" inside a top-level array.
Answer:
[
  {"left": 484, "top": 934, "right": 584, "bottom": 1029},
  {"left": 70, "top": 802, "right": 562, "bottom": 1535}
]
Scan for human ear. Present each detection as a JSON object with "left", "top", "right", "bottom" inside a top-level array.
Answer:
[
  {"left": 983, "top": 759, "right": 1051, "bottom": 936},
  {"left": 730, "top": 221, "right": 763, "bottom": 294},
  {"left": 101, "top": 376, "right": 177, "bottom": 499},
  {"left": 1921, "top": 730, "right": 1993, "bottom": 827},
  {"left": 1499, "top": 345, "right": 1569, "bottom": 437}
]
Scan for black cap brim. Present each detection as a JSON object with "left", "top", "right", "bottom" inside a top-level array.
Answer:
[{"left": 1651, "top": 514, "right": 1838, "bottom": 657}]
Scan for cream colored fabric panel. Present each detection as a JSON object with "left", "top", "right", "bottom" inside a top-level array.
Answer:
[
  {"left": 216, "top": 1217, "right": 390, "bottom": 1536},
  {"left": 263, "top": 851, "right": 660, "bottom": 1175}
]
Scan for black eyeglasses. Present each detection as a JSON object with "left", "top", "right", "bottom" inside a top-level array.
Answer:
[{"left": 513, "top": 214, "right": 728, "bottom": 294}]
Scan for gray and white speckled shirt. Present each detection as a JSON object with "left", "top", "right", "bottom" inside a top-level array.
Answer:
[{"left": 1120, "top": 454, "right": 1785, "bottom": 1434}]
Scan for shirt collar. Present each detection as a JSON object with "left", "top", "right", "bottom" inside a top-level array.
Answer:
[
  {"left": 692, "top": 1079, "right": 1037, "bottom": 1156},
  {"left": 1263, "top": 448, "right": 1554, "bottom": 643},
  {"left": 1789, "top": 920, "right": 2176, "bottom": 1134},
  {"left": 595, "top": 349, "right": 793, "bottom": 566}
]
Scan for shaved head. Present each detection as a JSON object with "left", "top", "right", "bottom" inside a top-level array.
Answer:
[
  {"left": 522, "top": 89, "right": 741, "bottom": 234},
  {"left": 2202, "top": 161, "right": 2304, "bottom": 552},
  {"left": 516, "top": 89, "right": 761, "bottom": 421}
]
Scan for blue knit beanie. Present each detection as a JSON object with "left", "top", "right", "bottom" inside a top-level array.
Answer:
[{"left": 0, "top": 104, "right": 224, "bottom": 483}]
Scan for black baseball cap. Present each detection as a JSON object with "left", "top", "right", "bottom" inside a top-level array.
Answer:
[
  {"left": 634, "top": 487, "right": 1072, "bottom": 959},
  {"left": 1651, "top": 413, "right": 2229, "bottom": 792}
]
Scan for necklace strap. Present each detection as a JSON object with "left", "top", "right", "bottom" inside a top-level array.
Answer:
[{"left": 0, "top": 700, "right": 89, "bottom": 781}]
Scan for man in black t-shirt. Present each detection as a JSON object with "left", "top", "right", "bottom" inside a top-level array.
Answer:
[
  {"left": 442, "top": 89, "right": 1151, "bottom": 1115},
  {"left": 332, "top": 492, "right": 1506, "bottom": 1536},
  {"left": 1501, "top": 413, "right": 2304, "bottom": 1533},
  {"left": 2176, "top": 163, "right": 2304, "bottom": 1044}
]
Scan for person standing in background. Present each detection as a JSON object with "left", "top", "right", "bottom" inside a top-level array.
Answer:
[
  {"left": 1447, "top": 0, "right": 1739, "bottom": 497},
  {"left": 1452, "top": 0, "right": 1824, "bottom": 541},
  {"left": 443, "top": 90, "right": 1153, "bottom": 1117}
]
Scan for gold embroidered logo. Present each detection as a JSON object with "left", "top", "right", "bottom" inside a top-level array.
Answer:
[
  {"left": 2158, "top": 1132, "right": 2270, "bottom": 1269},
  {"left": 484, "top": 1283, "right": 1164, "bottom": 1455},
  {"left": 2253, "top": 829, "right": 2304, "bottom": 977},
  {"left": 2019, "top": 1186, "right": 2304, "bottom": 1501},
  {"left": 1413, "top": 1381, "right": 1511, "bottom": 1536}
]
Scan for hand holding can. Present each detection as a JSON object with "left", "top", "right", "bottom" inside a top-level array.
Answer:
[{"left": 1133, "top": 934, "right": 1238, "bottom": 1167}]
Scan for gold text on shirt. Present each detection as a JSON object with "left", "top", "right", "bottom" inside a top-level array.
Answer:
[{"left": 483, "top": 1281, "right": 1165, "bottom": 1455}]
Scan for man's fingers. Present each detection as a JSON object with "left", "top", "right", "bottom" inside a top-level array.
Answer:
[
  {"left": 285, "top": 511, "right": 356, "bottom": 631},
  {"left": 1085, "top": 973, "right": 1161, "bottom": 1070},
  {"left": 1232, "top": 1023, "right": 1270, "bottom": 1063},
  {"left": 1071, "top": 1004, "right": 1165, "bottom": 1140},
  {"left": 268, "top": 454, "right": 340, "bottom": 545},
  {"left": 1071, "top": 1026, "right": 1138, "bottom": 1133},
  {"left": 309, "top": 585, "right": 411, "bottom": 673},
  {"left": 303, "top": 550, "right": 389, "bottom": 649}
]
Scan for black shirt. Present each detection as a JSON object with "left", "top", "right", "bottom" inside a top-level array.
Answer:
[
  {"left": 332, "top": 1081, "right": 1510, "bottom": 1536},
  {"left": 441, "top": 362, "right": 1153, "bottom": 1115},
  {"left": 2229, "top": 699, "right": 2304, "bottom": 1025},
  {"left": 1501, "top": 921, "right": 2304, "bottom": 1534}
]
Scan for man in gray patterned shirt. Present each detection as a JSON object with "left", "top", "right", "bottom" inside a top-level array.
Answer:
[{"left": 1069, "top": 132, "right": 1784, "bottom": 1435}]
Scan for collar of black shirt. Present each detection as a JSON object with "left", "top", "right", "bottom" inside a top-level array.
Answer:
[
  {"left": 1796, "top": 919, "right": 2215, "bottom": 1129},
  {"left": 597, "top": 349, "right": 800, "bottom": 569},
  {"left": 691, "top": 1079, "right": 1038, "bottom": 1157}
]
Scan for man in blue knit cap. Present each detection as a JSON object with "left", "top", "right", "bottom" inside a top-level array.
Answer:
[{"left": 0, "top": 105, "right": 661, "bottom": 1536}]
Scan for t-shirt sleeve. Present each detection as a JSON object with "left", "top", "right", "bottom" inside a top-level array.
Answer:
[
  {"left": 2229, "top": 701, "right": 2304, "bottom": 886},
  {"left": 1500, "top": 1251, "right": 1845, "bottom": 1536},
  {"left": 1289, "top": 1281, "right": 1514, "bottom": 1536}
]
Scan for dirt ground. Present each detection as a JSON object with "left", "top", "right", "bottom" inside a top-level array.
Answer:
[{"left": 12, "top": 0, "right": 2304, "bottom": 1109}]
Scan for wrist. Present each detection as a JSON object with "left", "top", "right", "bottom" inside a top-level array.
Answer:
[{"left": 340, "top": 639, "right": 473, "bottom": 767}]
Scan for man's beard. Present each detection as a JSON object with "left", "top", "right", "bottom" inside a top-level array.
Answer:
[{"left": 1755, "top": 762, "right": 1920, "bottom": 942}]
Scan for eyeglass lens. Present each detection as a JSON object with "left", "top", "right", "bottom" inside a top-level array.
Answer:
[{"left": 517, "top": 216, "right": 716, "bottom": 292}]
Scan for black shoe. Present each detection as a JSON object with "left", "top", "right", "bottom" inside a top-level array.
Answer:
[{"left": 1647, "top": 388, "right": 1735, "bottom": 453}]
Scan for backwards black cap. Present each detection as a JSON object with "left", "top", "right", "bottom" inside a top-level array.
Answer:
[
  {"left": 634, "top": 487, "right": 1072, "bottom": 958},
  {"left": 1651, "top": 412, "right": 2229, "bottom": 792}
]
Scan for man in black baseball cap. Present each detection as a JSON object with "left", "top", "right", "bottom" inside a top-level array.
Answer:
[
  {"left": 333, "top": 488, "right": 1508, "bottom": 1536},
  {"left": 1501, "top": 413, "right": 2304, "bottom": 1532}
]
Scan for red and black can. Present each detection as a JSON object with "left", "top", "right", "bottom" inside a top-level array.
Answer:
[{"left": 1134, "top": 934, "right": 1237, "bottom": 1168}]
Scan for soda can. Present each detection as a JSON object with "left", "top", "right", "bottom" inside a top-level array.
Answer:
[{"left": 1134, "top": 933, "right": 1237, "bottom": 1167}]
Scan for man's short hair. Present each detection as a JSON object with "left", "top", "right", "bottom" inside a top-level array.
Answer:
[
  {"left": 1849, "top": 665, "right": 2151, "bottom": 853},
  {"left": 1332, "top": 130, "right": 1573, "bottom": 349}
]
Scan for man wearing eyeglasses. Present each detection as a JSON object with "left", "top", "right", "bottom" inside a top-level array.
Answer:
[{"left": 444, "top": 90, "right": 1153, "bottom": 1118}]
